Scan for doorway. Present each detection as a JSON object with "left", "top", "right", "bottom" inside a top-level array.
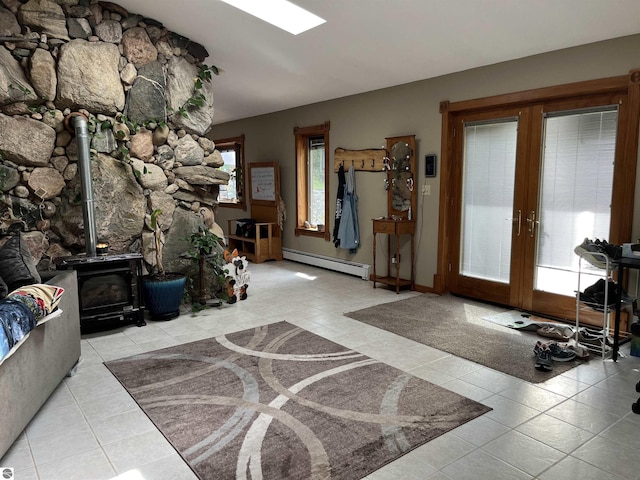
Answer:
[{"left": 438, "top": 75, "right": 639, "bottom": 320}]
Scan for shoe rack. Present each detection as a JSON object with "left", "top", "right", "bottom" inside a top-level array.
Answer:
[{"left": 575, "top": 251, "right": 615, "bottom": 358}]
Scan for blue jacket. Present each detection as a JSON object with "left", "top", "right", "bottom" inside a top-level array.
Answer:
[{"left": 336, "top": 165, "right": 360, "bottom": 253}]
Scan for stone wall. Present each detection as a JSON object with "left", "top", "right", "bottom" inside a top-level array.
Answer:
[{"left": 0, "top": 0, "right": 228, "bottom": 274}]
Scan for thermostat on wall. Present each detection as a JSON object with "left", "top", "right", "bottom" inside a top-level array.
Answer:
[{"left": 425, "top": 154, "right": 437, "bottom": 177}]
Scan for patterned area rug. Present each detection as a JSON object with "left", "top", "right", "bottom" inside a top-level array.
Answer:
[
  {"left": 345, "top": 293, "right": 585, "bottom": 383},
  {"left": 105, "top": 321, "right": 491, "bottom": 480}
]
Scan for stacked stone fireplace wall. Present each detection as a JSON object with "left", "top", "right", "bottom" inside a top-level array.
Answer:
[{"left": 0, "top": 0, "right": 228, "bottom": 275}]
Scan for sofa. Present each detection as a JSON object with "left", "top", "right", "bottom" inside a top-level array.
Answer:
[{"left": 0, "top": 270, "right": 81, "bottom": 459}]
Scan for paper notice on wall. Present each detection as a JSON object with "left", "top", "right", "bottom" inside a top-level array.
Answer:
[{"left": 251, "top": 166, "right": 276, "bottom": 201}]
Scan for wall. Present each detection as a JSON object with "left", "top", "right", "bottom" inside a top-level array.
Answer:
[
  {"left": 211, "top": 34, "right": 640, "bottom": 289},
  {"left": 0, "top": 0, "right": 227, "bottom": 275}
]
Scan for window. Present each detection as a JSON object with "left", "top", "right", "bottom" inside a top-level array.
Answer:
[
  {"left": 214, "top": 135, "right": 245, "bottom": 209},
  {"left": 294, "top": 122, "right": 330, "bottom": 238}
]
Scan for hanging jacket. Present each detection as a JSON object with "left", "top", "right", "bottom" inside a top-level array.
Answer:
[
  {"left": 336, "top": 164, "right": 360, "bottom": 253},
  {"left": 333, "top": 165, "right": 346, "bottom": 247}
]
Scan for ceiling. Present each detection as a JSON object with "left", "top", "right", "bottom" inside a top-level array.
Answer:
[{"left": 117, "top": 0, "right": 640, "bottom": 125}]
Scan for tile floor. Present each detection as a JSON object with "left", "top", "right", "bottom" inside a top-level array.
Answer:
[{"left": 2, "top": 260, "right": 640, "bottom": 480}]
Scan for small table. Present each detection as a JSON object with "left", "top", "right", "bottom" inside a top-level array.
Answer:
[
  {"left": 372, "top": 218, "right": 415, "bottom": 293},
  {"left": 612, "top": 256, "right": 640, "bottom": 361}
]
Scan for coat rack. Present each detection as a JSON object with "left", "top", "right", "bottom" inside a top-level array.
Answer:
[{"left": 334, "top": 147, "right": 387, "bottom": 172}]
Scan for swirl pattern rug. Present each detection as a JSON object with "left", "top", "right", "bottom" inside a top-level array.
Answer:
[{"left": 105, "top": 321, "right": 491, "bottom": 480}]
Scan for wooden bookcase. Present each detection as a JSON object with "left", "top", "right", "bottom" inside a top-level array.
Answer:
[{"left": 227, "top": 162, "right": 283, "bottom": 263}]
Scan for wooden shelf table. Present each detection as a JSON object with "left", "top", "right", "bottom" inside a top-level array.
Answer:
[{"left": 372, "top": 218, "right": 415, "bottom": 293}]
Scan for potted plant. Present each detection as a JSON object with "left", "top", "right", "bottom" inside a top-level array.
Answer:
[
  {"left": 142, "top": 209, "right": 187, "bottom": 321},
  {"left": 184, "top": 227, "right": 228, "bottom": 310}
]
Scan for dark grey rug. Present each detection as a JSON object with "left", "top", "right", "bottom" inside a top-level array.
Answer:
[
  {"left": 345, "top": 294, "right": 584, "bottom": 383},
  {"left": 105, "top": 321, "right": 491, "bottom": 480}
]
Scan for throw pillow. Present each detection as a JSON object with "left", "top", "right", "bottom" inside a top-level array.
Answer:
[
  {"left": 7, "top": 284, "right": 64, "bottom": 321},
  {"left": 0, "top": 235, "right": 41, "bottom": 291}
]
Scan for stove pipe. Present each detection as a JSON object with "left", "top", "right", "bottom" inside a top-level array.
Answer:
[{"left": 65, "top": 113, "right": 97, "bottom": 257}]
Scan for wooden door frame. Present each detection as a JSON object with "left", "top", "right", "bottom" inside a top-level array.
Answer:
[{"left": 435, "top": 71, "right": 640, "bottom": 311}]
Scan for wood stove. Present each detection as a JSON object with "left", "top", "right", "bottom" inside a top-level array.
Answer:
[{"left": 58, "top": 253, "right": 145, "bottom": 333}]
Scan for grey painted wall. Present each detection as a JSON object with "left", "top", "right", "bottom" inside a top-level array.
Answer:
[{"left": 210, "top": 34, "right": 640, "bottom": 289}]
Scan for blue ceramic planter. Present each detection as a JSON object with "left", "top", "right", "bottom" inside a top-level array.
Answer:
[{"left": 143, "top": 273, "right": 186, "bottom": 321}]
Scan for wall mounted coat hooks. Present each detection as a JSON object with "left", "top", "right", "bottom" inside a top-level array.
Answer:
[{"left": 334, "top": 147, "right": 387, "bottom": 172}]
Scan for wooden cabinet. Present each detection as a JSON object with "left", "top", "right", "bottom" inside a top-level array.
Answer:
[{"left": 372, "top": 218, "right": 415, "bottom": 293}]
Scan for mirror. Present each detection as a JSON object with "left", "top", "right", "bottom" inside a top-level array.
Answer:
[{"left": 386, "top": 135, "right": 416, "bottom": 219}]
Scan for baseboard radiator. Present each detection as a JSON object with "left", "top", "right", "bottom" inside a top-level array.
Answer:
[{"left": 282, "top": 248, "right": 370, "bottom": 280}]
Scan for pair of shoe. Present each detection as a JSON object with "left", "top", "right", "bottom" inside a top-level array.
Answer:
[
  {"left": 534, "top": 341, "right": 577, "bottom": 361},
  {"left": 533, "top": 341, "right": 577, "bottom": 371},
  {"left": 577, "top": 328, "right": 612, "bottom": 350},
  {"left": 574, "top": 238, "right": 622, "bottom": 269},
  {"left": 580, "top": 278, "right": 635, "bottom": 311}
]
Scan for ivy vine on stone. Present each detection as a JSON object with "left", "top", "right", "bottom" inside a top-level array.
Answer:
[{"left": 177, "top": 64, "right": 219, "bottom": 119}]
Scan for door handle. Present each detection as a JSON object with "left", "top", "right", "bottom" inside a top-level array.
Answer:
[
  {"left": 526, "top": 210, "right": 539, "bottom": 238},
  {"left": 506, "top": 209, "right": 522, "bottom": 236}
]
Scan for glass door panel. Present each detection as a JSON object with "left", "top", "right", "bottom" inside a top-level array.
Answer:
[
  {"left": 461, "top": 120, "right": 518, "bottom": 283},
  {"left": 535, "top": 108, "right": 618, "bottom": 296}
]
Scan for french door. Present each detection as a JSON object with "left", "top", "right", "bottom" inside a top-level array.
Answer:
[{"left": 445, "top": 88, "right": 636, "bottom": 319}]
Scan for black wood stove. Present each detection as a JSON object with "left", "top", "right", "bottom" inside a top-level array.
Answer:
[{"left": 58, "top": 253, "right": 145, "bottom": 333}]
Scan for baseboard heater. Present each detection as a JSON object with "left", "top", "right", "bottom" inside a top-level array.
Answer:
[{"left": 282, "top": 248, "right": 370, "bottom": 280}]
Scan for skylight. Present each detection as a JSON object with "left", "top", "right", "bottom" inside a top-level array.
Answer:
[{"left": 220, "top": 0, "right": 326, "bottom": 35}]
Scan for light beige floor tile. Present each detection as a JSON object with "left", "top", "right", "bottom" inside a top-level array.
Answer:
[
  {"left": 538, "top": 372, "right": 591, "bottom": 397},
  {"left": 573, "top": 384, "right": 637, "bottom": 418},
  {"left": 543, "top": 398, "right": 620, "bottom": 433},
  {"left": 112, "top": 453, "right": 199, "bottom": 480},
  {"left": 537, "top": 455, "right": 624, "bottom": 480},
  {"left": 515, "top": 413, "right": 595, "bottom": 453},
  {"left": 102, "top": 430, "right": 177, "bottom": 473},
  {"left": 5, "top": 466, "right": 38, "bottom": 480},
  {"left": 599, "top": 417, "right": 640, "bottom": 450},
  {"left": 409, "top": 432, "right": 476, "bottom": 470},
  {"left": 76, "top": 390, "right": 139, "bottom": 421},
  {"left": 452, "top": 416, "right": 511, "bottom": 447},
  {"left": 481, "top": 394, "right": 540, "bottom": 428},
  {"left": 498, "top": 382, "right": 568, "bottom": 411},
  {"left": 573, "top": 435, "right": 640, "bottom": 479},
  {"left": 458, "top": 367, "right": 522, "bottom": 394},
  {"left": 65, "top": 370, "right": 126, "bottom": 403},
  {"left": 440, "top": 449, "right": 532, "bottom": 480},
  {"left": 35, "top": 448, "right": 116, "bottom": 480},
  {"left": 30, "top": 422, "right": 100, "bottom": 465},
  {"left": 421, "top": 355, "right": 483, "bottom": 379},
  {"left": 89, "top": 409, "right": 157, "bottom": 445},
  {"left": 406, "top": 364, "right": 456, "bottom": 386},
  {"left": 481, "top": 430, "right": 565, "bottom": 476},
  {"left": 0, "top": 434, "right": 34, "bottom": 470},
  {"left": 440, "top": 378, "right": 494, "bottom": 402},
  {"left": 25, "top": 403, "right": 88, "bottom": 440},
  {"left": 366, "top": 450, "right": 437, "bottom": 479}
]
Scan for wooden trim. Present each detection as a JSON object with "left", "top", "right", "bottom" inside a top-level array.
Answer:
[
  {"left": 294, "top": 122, "right": 331, "bottom": 239},
  {"left": 323, "top": 129, "right": 331, "bottom": 241},
  {"left": 214, "top": 134, "right": 246, "bottom": 210},
  {"left": 446, "top": 75, "right": 628, "bottom": 113},
  {"left": 435, "top": 101, "right": 450, "bottom": 294},
  {"left": 295, "top": 132, "right": 307, "bottom": 231},
  {"left": 294, "top": 121, "right": 330, "bottom": 136}
]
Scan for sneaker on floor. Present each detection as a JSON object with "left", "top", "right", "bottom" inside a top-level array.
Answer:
[
  {"left": 535, "top": 348, "right": 553, "bottom": 372},
  {"left": 546, "top": 342, "right": 577, "bottom": 362}
]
